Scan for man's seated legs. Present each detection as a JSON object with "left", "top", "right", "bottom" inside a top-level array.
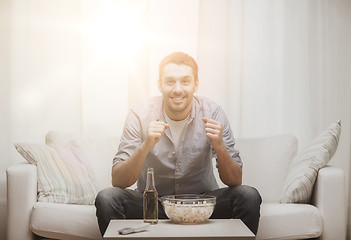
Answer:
[
  {"left": 95, "top": 187, "right": 168, "bottom": 236},
  {"left": 208, "top": 185, "right": 262, "bottom": 235},
  {"left": 95, "top": 187, "right": 143, "bottom": 235}
]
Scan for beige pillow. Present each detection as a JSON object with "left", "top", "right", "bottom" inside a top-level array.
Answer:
[
  {"left": 279, "top": 120, "right": 341, "bottom": 203},
  {"left": 45, "top": 131, "right": 120, "bottom": 190},
  {"left": 14, "top": 142, "right": 98, "bottom": 204}
]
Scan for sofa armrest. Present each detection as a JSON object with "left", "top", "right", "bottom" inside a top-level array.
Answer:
[
  {"left": 7, "top": 163, "right": 37, "bottom": 240},
  {"left": 311, "top": 165, "right": 346, "bottom": 240}
]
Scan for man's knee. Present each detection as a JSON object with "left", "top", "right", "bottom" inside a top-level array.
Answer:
[
  {"left": 95, "top": 187, "right": 124, "bottom": 209},
  {"left": 228, "top": 185, "right": 262, "bottom": 208},
  {"left": 241, "top": 185, "right": 261, "bottom": 203}
]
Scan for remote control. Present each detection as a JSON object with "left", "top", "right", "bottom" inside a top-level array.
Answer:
[{"left": 118, "top": 223, "right": 150, "bottom": 235}]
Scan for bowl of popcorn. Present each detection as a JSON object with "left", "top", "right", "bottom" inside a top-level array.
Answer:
[{"left": 161, "top": 194, "right": 216, "bottom": 224}]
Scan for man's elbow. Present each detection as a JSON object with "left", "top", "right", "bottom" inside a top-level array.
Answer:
[
  {"left": 111, "top": 179, "right": 121, "bottom": 188},
  {"left": 112, "top": 173, "right": 136, "bottom": 189},
  {"left": 112, "top": 178, "right": 130, "bottom": 189},
  {"left": 112, "top": 164, "right": 128, "bottom": 188},
  {"left": 225, "top": 178, "right": 242, "bottom": 187},
  {"left": 112, "top": 170, "right": 124, "bottom": 188},
  {"left": 234, "top": 178, "right": 242, "bottom": 186},
  {"left": 220, "top": 173, "right": 242, "bottom": 187}
]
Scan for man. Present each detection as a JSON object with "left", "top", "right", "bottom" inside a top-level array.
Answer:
[{"left": 95, "top": 52, "right": 261, "bottom": 236}]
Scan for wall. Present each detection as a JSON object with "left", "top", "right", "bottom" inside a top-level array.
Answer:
[
  {"left": 0, "top": 0, "right": 12, "bottom": 238},
  {"left": 1, "top": 1, "right": 82, "bottom": 239}
]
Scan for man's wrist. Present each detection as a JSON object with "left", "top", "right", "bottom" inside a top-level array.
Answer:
[
  {"left": 213, "top": 139, "right": 226, "bottom": 150},
  {"left": 140, "top": 141, "right": 152, "bottom": 153},
  {"left": 213, "top": 142, "right": 227, "bottom": 155}
]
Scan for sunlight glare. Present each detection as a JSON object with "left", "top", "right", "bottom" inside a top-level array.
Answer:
[{"left": 82, "top": 1, "right": 149, "bottom": 65}]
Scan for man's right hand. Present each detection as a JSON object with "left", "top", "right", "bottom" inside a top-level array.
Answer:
[
  {"left": 113, "top": 121, "right": 169, "bottom": 188},
  {"left": 142, "top": 121, "right": 169, "bottom": 151}
]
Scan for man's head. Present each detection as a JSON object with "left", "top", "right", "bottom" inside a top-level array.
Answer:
[
  {"left": 158, "top": 52, "right": 199, "bottom": 121},
  {"left": 158, "top": 52, "right": 198, "bottom": 83}
]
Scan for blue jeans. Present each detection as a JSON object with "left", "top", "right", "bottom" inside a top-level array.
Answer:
[{"left": 95, "top": 185, "right": 261, "bottom": 236}]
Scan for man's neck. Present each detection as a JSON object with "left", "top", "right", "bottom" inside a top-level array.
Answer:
[{"left": 164, "top": 105, "right": 192, "bottom": 121}]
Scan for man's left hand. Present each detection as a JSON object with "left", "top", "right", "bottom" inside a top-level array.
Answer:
[{"left": 202, "top": 117, "right": 225, "bottom": 150}]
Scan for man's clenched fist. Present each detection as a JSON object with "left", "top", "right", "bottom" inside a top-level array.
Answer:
[{"left": 143, "top": 120, "right": 169, "bottom": 151}]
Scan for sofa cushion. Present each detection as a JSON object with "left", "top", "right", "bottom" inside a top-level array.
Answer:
[
  {"left": 280, "top": 120, "right": 341, "bottom": 203},
  {"left": 46, "top": 131, "right": 120, "bottom": 190},
  {"left": 31, "top": 202, "right": 102, "bottom": 240},
  {"left": 257, "top": 203, "right": 322, "bottom": 239},
  {"left": 232, "top": 135, "right": 298, "bottom": 203},
  {"left": 30, "top": 202, "right": 322, "bottom": 240},
  {"left": 14, "top": 143, "right": 98, "bottom": 204}
]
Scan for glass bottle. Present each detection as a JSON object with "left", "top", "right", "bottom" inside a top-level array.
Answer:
[{"left": 143, "top": 168, "right": 158, "bottom": 224}]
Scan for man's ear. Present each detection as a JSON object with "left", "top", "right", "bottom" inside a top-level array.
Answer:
[
  {"left": 158, "top": 79, "right": 162, "bottom": 92},
  {"left": 194, "top": 78, "right": 199, "bottom": 92}
]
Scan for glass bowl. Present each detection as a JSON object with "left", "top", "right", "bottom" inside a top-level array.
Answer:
[{"left": 161, "top": 194, "right": 216, "bottom": 224}]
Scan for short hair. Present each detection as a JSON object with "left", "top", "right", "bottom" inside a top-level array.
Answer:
[{"left": 158, "top": 52, "right": 198, "bottom": 82}]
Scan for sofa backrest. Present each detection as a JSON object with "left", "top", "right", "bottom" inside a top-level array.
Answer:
[
  {"left": 46, "top": 131, "right": 298, "bottom": 203},
  {"left": 236, "top": 135, "right": 297, "bottom": 202}
]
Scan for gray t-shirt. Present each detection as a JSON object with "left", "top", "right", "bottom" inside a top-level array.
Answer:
[{"left": 113, "top": 96, "right": 242, "bottom": 196}]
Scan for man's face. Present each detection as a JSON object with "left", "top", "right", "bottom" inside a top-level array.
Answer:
[{"left": 159, "top": 63, "right": 198, "bottom": 121}]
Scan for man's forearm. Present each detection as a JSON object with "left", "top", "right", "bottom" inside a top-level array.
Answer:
[
  {"left": 112, "top": 143, "right": 149, "bottom": 188},
  {"left": 215, "top": 144, "right": 242, "bottom": 187},
  {"left": 112, "top": 120, "right": 168, "bottom": 188},
  {"left": 202, "top": 117, "right": 242, "bottom": 186}
]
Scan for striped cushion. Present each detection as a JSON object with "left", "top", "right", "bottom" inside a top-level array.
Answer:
[
  {"left": 14, "top": 142, "right": 98, "bottom": 204},
  {"left": 279, "top": 120, "right": 341, "bottom": 203}
]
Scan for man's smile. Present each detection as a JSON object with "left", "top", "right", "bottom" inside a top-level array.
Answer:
[{"left": 171, "top": 97, "right": 185, "bottom": 103}]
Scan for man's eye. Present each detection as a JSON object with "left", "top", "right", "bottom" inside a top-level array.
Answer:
[{"left": 165, "top": 80, "right": 174, "bottom": 85}]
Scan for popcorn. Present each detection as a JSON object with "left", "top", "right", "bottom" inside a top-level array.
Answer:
[{"left": 163, "top": 200, "right": 214, "bottom": 224}]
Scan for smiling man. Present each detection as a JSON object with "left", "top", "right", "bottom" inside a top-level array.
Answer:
[{"left": 95, "top": 52, "right": 262, "bottom": 236}]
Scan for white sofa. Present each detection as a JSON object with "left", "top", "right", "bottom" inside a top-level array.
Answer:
[{"left": 7, "top": 131, "right": 346, "bottom": 240}]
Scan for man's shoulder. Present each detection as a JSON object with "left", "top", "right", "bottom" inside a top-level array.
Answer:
[
  {"left": 195, "top": 95, "right": 218, "bottom": 105},
  {"left": 194, "top": 96, "right": 229, "bottom": 121},
  {"left": 131, "top": 96, "right": 162, "bottom": 116},
  {"left": 194, "top": 96, "right": 221, "bottom": 112}
]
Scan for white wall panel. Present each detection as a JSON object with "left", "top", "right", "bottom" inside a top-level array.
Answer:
[
  {"left": 10, "top": 0, "right": 82, "bottom": 144},
  {"left": 81, "top": 0, "right": 130, "bottom": 137}
]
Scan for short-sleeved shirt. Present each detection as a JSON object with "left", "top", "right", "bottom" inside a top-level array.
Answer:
[{"left": 113, "top": 96, "right": 242, "bottom": 196}]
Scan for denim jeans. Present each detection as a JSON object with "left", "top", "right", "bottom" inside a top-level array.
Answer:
[{"left": 95, "top": 185, "right": 261, "bottom": 236}]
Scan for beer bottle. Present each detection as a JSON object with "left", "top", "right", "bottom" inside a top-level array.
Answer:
[{"left": 143, "top": 168, "right": 158, "bottom": 224}]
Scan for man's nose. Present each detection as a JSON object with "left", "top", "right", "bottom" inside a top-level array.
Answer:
[{"left": 173, "top": 81, "right": 182, "bottom": 93}]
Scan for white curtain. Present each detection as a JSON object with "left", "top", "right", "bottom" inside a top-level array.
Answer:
[
  {"left": 0, "top": 0, "right": 350, "bottom": 239},
  {"left": 198, "top": 2, "right": 351, "bottom": 238}
]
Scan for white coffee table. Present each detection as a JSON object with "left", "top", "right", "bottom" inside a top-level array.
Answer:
[{"left": 104, "top": 219, "right": 255, "bottom": 240}]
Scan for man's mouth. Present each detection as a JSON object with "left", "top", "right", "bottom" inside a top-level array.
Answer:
[{"left": 171, "top": 97, "right": 185, "bottom": 103}]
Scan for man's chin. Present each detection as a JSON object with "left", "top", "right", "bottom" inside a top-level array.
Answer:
[{"left": 167, "top": 104, "right": 187, "bottom": 113}]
